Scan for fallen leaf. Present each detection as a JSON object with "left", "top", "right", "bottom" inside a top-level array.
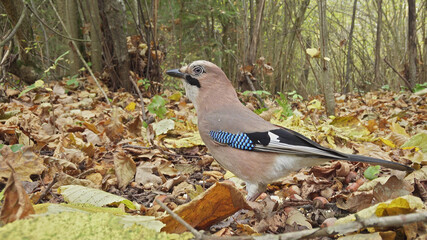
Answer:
[
  {"left": 0, "top": 146, "right": 45, "bottom": 182},
  {"left": 0, "top": 165, "right": 35, "bottom": 224},
  {"left": 338, "top": 232, "right": 383, "bottom": 240},
  {"left": 152, "top": 119, "right": 175, "bottom": 136},
  {"left": 337, "top": 192, "right": 374, "bottom": 212},
  {"left": 172, "top": 181, "right": 194, "bottom": 198},
  {"left": 375, "top": 195, "right": 423, "bottom": 216},
  {"left": 402, "top": 132, "right": 427, "bottom": 153},
  {"left": 286, "top": 208, "right": 312, "bottom": 229},
  {"left": 336, "top": 195, "right": 424, "bottom": 225},
  {"left": 114, "top": 150, "right": 136, "bottom": 189},
  {"left": 58, "top": 185, "right": 137, "bottom": 209},
  {"left": 373, "top": 175, "right": 414, "bottom": 202},
  {"left": 160, "top": 182, "right": 251, "bottom": 233},
  {"left": 135, "top": 163, "right": 163, "bottom": 188}
]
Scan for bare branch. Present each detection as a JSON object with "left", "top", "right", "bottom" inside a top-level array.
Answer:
[
  {"left": 0, "top": 6, "right": 27, "bottom": 47},
  {"left": 383, "top": 58, "right": 414, "bottom": 92}
]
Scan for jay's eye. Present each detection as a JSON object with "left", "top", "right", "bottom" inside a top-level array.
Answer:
[{"left": 192, "top": 65, "right": 205, "bottom": 76}]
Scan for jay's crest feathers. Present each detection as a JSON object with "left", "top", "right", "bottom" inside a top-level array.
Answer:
[{"left": 166, "top": 60, "right": 414, "bottom": 201}]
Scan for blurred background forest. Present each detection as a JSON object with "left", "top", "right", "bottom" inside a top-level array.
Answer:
[{"left": 0, "top": 0, "right": 426, "bottom": 100}]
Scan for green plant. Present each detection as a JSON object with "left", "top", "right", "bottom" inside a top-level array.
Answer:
[
  {"left": 66, "top": 74, "right": 79, "bottom": 88},
  {"left": 276, "top": 92, "right": 293, "bottom": 118},
  {"left": 254, "top": 108, "right": 268, "bottom": 115},
  {"left": 147, "top": 95, "right": 167, "bottom": 119},
  {"left": 287, "top": 90, "right": 303, "bottom": 100},
  {"left": 414, "top": 82, "right": 427, "bottom": 92},
  {"left": 138, "top": 78, "right": 151, "bottom": 91},
  {"left": 242, "top": 90, "right": 271, "bottom": 96},
  {"left": 42, "top": 50, "right": 70, "bottom": 80},
  {"left": 381, "top": 84, "right": 390, "bottom": 91},
  {"left": 0, "top": 144, "right": 24, "bottom": 156},
  {"left": 364, "top": 165, "right": 381, "bottom": 180},
  {"left": 18, "top": 80, "right": 47, "bottom": 98}
]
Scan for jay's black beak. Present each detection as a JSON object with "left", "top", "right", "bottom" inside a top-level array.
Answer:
[{"left": 166, "top": 69, "right": 185, "bottom": 79}]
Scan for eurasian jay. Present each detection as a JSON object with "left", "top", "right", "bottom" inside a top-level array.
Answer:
[{"left": 166, "top": 60, "right": 413, "bottom": 201}]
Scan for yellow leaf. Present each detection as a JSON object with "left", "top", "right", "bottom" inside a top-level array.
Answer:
[
  {"left": 125, "top": 102, "right": 136, "bottom": 112},
  {"left": 34, "top": 80, "right": 44, "bottom": 88},
  {"left": 168, "top": 91, "right": 182, "bottom": 101},
  {"left": 379, "top": 137, "right": 396, "bottom": 148},
  {"left": 335, "top": 195, "right": 423, "bottom": 225},
  {"left": 390, "top": 122, "right": 409, "bottom": 137},
  {"left": 402, "top": 132, "right": 427, "bottom": 152},
  {"left": 375, "top": 195, "right": 423, "bottom": 217},
  {"left": 307, "top": 99, "right": 322, "bottom": 110},
  {"left": 306, "top": 48, "right": 320, "bottom": 58},
  {"left": 323, "top": 57, "right": 331, "bottom": 61},
  {"left": 163, "top": 132, "right": 204, "bottom": 148}
]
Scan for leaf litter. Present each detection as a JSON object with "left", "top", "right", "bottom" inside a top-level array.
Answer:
[{"left": 0, "top": 78, "right": 426, "bottom": 239}]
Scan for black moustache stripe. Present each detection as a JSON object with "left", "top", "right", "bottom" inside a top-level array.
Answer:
[{"left": 185, "top": 75, "right": 201, "bottom": 88}]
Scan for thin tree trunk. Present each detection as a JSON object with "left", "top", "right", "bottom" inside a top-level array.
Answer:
[
  {"left": 374, "top": 0, "right": 383, "bottom": 88},
  {"left": 102, "top": 0, "right": 131, "bottom": 91},
  {"left": 423, "top": 1, "right": 427, "bottom": 84},
  {"left": 241, "top": 0, "right": 266, "bottom": 91},
  {"left": 246, "top": 0, "right": 265, "bottom": 65},
  {"left": 65, "top": 0, "right": 81, "bottom": 75},
  {"left": 318, "top": 0, "right": 335, "bottom": 116},
  {"left": 343, "top": 0, "right": 357, "bottom": 93},
  {"left": 87, "top": 0, "right": 103, "bottom": 73},
  {"left": 407, "top": 0, "right": 416, "bottom": 89},
  {"left": 298, "top": 36, "right": 311, "bottom": 98}
]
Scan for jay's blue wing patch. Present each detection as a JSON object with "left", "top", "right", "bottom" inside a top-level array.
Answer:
[{"left": 209, "top": 130, "right": 255, "bottom": 150}]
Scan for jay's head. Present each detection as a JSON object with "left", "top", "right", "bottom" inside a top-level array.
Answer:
[{"left": 166, "top": 60, "right": 236, "bottom": 110}]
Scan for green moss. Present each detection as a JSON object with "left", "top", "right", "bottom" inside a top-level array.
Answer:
[{"left": 0, "top": 212, "right": 193, "bottom": 240}]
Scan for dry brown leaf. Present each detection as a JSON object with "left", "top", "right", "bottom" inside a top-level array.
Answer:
[
  {"left": 286, "top": 208, "right": 311, "bottom": 229},
  {"left": 0, "top": 146, "right": 45, "bottom": 182},
  {"left": 203, "top": 170, "right": 224, "bottom": 180},
  {"left": 160, "top": 182, "right": 251, "bottom": 233},
  {"left": 161, "top": 175, "right": 186, "bottom": 192},
  {"left": 135, "top": 163, "right": 163, "bottom": 188},
  {"left": 0, "top": 165, "right": 35, "bottom": 224},
  {"left": 104, "top": 107, "right": 125, "bottom": 142},
  {"left": 113, "top": 150, "right": 136, "bottom": 189},
  {"left": 85, "top": 172, "right": 103, "bottom": 186},
  {"left": 373, "top": 175, "right": 414, "bottom": 202},
  {"left": 336, "top": 192, "right": 374, "bottom": 212},
  {"left": 301, "top": 175, "right": 332, "bottom": 199},
  {"left": 171, "top": 181, "right": 194, "bottom": 198},
  {"left": 53, "top": 172, "right": 98, "bottom": 189},
  {"left": 158, "top": 161, "right": 178, "bottom": 177}
]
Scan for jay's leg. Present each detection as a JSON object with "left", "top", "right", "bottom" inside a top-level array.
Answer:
[{"left": 246, "top": 182, "right": 267, "bottom": 201}]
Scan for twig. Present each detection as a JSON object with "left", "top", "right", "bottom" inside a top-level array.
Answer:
[
  {"left": 202, "top": 212, "right": 427, "bottom": 240},
  {"left": 25, "top": 4, "right": 89, "bottom": 42},
  {"left": 244, "top": 74, "right": 266, "bottom": 108},
  {"left": 36, "top": 173, "right": 58, "bottom": 204},
  {"left": 0, "top": 7, "right": 27, "bottom": 47},
  {"left": 155, "top": 198, "right": 204, "bottom": 240},
  {"left": 47, "top": 0, "right": 110, "bottom": 105},
  {"left": 129, "top": 75, "right": 147, "bottom": 121},
  {"left": 383, "top": 57, "right": 414, "bottom": 92}
]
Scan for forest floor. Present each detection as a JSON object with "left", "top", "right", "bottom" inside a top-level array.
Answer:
[{"left": 0, "top": 77, "right": 426, "bottom": 239}]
